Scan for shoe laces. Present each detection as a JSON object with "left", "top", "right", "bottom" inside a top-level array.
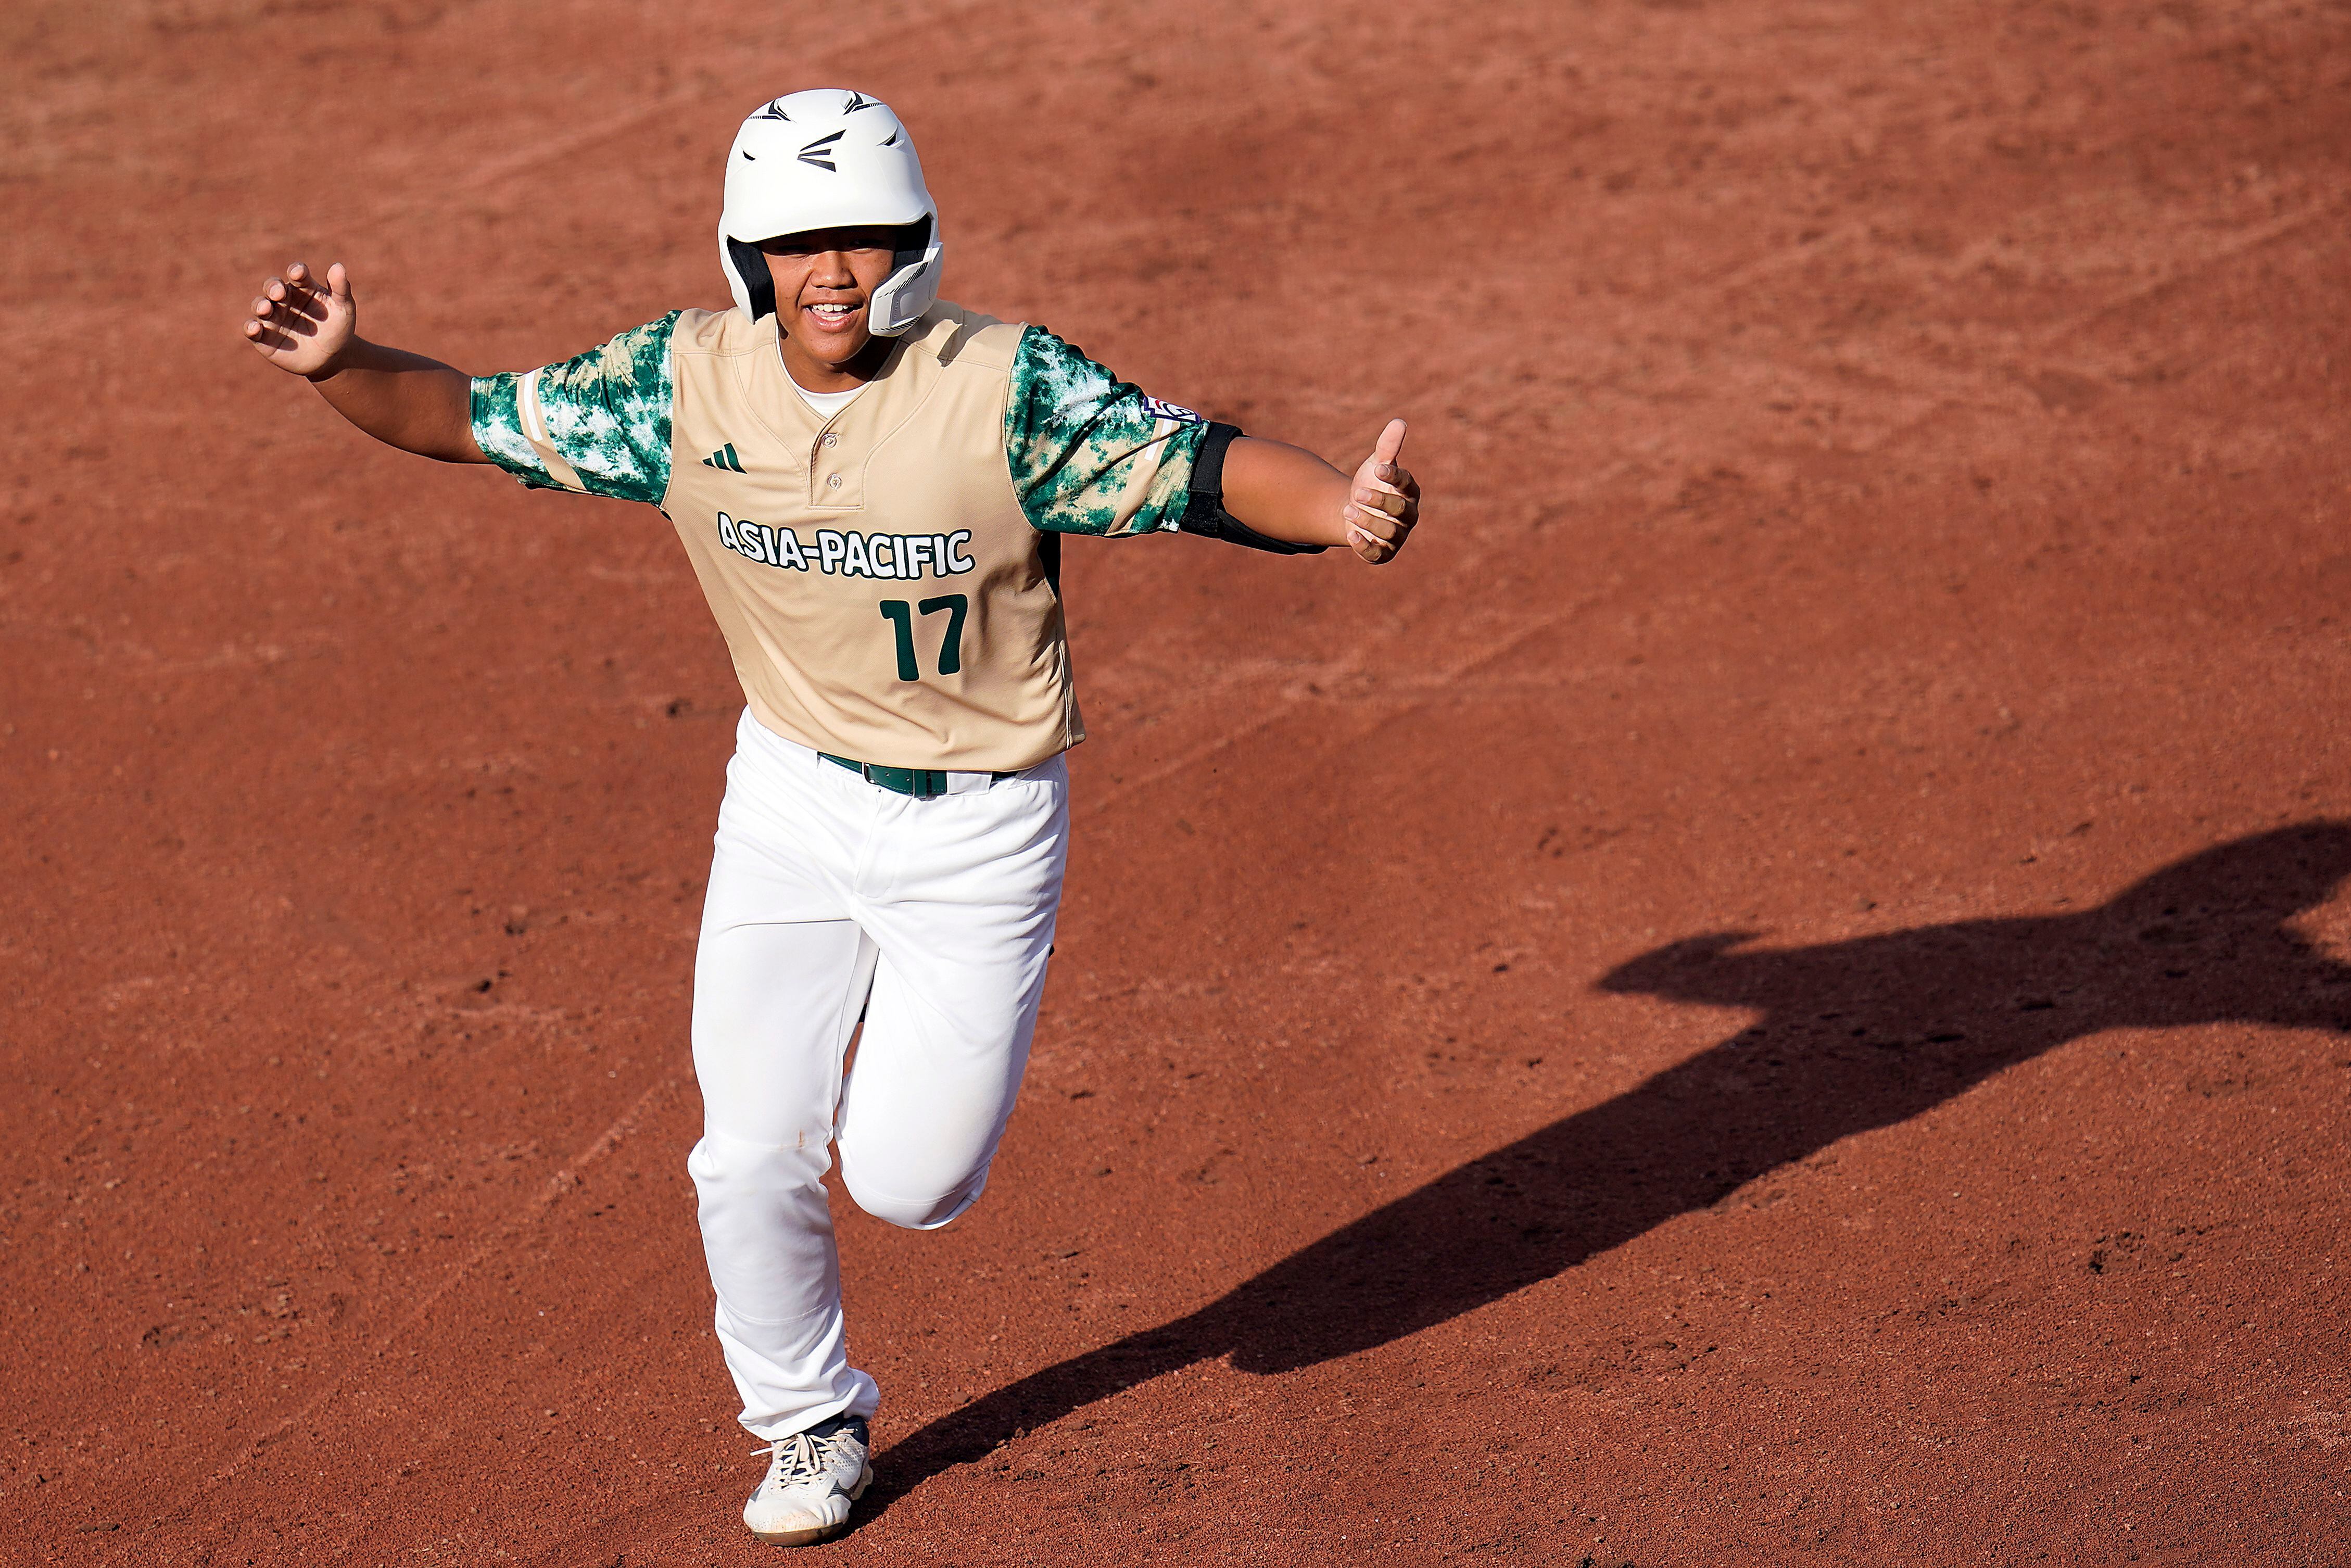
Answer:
[{"left": 753, "top": 1422, "right": 856, "bottom": 1487}]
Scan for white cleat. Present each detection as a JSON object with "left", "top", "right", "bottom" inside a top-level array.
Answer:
[{"left": 742, "top": 1413, "right": 874, "bottom": 1547}]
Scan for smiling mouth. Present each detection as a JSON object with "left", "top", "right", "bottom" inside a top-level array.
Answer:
[{"left": 805, "top": 301, "right": 862, "bottom": 323}]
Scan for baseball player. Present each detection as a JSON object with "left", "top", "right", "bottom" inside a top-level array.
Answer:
[{"left": 242, "top": 88, "right": 1420, "bottom": 1547}]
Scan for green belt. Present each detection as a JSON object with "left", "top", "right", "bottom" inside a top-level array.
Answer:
[{"left": 820, "top": 752, "right": 1015, "bottom": 800}]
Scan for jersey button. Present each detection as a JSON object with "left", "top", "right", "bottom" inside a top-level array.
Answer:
[
  {"left": 825, "top": 473, "right": 843, "bottom": 489},
  {"left": 821, "top": 433, "right": 840, "bottom": 448}
]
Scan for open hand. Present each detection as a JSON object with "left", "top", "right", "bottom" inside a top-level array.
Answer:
[
  {"left": 1345, "top": 419, "right": 1419, "bottom": 564},
  {"left": 242, "top": 261, "right": 356, "bottom": 379}
]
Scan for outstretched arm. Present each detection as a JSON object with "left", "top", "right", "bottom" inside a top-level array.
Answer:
[
  {"left": 242, "top": 261, "right": 487, "bottom": 464},
  {"left": 1221, "top": 419, "right": 1419, "bottom": 563}
]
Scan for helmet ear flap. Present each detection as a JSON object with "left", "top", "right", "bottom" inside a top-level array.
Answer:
[
  {"left": 725, "top": 237, "right": 777, "bottom": 321},
  {"left": 866, "top": 242, "right": 942, "bottom": 337},
  {"left": 862, "top": 213, "right": 941, "bottom": 337}
]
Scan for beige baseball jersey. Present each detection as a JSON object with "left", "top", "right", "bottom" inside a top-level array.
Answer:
[{"left": 471, "top": 302, "right": 1233, "bottom": 772}]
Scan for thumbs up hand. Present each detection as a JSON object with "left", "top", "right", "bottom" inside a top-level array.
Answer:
[{"left": 1344, "top": 418, "right": 1419, "bottom": 564}]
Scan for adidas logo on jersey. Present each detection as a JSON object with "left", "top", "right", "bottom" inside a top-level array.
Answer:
[{"left": 701, "top": 443, "right": 747, "bottom": 473}]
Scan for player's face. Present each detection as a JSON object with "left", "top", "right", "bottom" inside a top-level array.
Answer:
[{"left": 761, "top": 225, "right": 912, "bottom": 383}]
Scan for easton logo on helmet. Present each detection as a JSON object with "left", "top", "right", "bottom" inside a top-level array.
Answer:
[
  {"left": 798, "top": 131, "right": 844, "bottom": 172},
  {"left": 840, "top": 90, "right": 876, "bottom": 113}
]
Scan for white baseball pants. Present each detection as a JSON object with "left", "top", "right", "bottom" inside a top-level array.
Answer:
[{"left": 688, "top": 710, "right": 1068, "bottom": 1440}]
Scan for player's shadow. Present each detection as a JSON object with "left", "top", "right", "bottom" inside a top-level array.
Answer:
[{"left": 869, "top": 821, "right": 2351, "bottom": 1504}]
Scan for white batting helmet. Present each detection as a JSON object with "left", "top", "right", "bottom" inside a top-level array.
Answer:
[{"left": 717, "top": 89, "right": 943, "bottom": 337}]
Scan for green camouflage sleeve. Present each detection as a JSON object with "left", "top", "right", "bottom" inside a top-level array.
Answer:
[
  {"left": 1004, "top": 327, "right": 1211, "bottom": 537},
  {"left": 469, "top": 311, "right": 680, "bottom": 505}
]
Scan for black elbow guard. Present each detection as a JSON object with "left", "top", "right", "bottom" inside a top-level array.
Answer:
[{"left": 1177, "top": 422, "right": 1329, "bottom": 555}]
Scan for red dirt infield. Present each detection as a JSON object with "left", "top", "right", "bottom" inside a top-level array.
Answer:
[{"left": 5, "top": 1, "right": 2348, "bottom": 1562}]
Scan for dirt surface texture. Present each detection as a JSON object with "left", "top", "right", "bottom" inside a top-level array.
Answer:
[{"left": 6, "top": 0, "right": 2349, "bottom": 1563}]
